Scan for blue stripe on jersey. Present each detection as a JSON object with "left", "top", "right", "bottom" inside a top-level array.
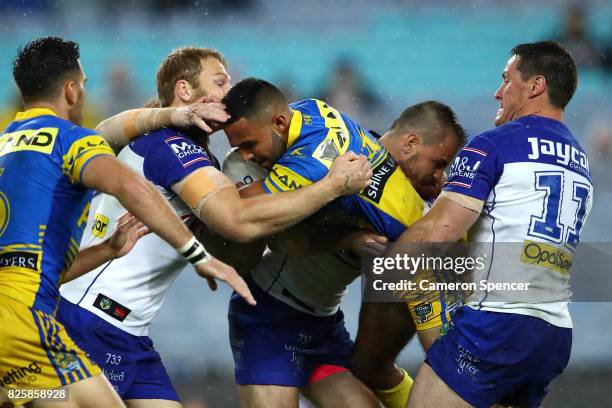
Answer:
[
  {"left": 32, "top": 310, "right": 66, "bottom": 385},
  {"left": 76, "top": 260, "right": 114, "bottom": 306}
]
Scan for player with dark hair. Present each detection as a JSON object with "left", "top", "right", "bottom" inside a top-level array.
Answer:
[
  {"left": 55, "top": 47, "right": 372, "bottom": 407},
  {"left": 0, "top": 36, "right": 254, "bottom": 407},
  {"left": 219, "top": 78, "right": 466, "bottom": 408},
  {"left": 401, "top": 41, "right": 591, "bottom": 407}
]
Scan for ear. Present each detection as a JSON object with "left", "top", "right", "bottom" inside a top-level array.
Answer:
[
  {"left": 174, "top": 80, "right": 193, "bottom": 104},
  {"left": 64, "top": 80, "right": 78, "bottom": 106},
  {"left": 402, "top": 132, "right": 421, "bottom": 155},
  {"left": 272, "top": 112, "right": 290, "bottom": 132},
  {"left": 530, "top": 75, "right": 547, "bottom": 98}
]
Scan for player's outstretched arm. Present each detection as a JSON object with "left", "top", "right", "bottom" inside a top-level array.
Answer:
[
  {"left": 81, "top": 155, "right": 255, "bottom": 305},
  {"left": 174, "top": 152, "right": 373, "bottom": 242},
  {"left": 63, "top": 213, "right": 149, "bottom": 283},
  {"left": 95, "top": 102, "right": 230, "bottom": 150}
]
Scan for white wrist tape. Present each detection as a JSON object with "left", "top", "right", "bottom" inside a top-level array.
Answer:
[{"left": 178, "top": 236, "right": 212, "bottom": 265}]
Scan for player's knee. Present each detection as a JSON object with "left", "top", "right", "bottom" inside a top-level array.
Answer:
[
  {"left": 349, "top": 354, "right": 397, "bottom": 386},
  {"left": 239, "top": 385, "right": 297, "bottom": 408},
  {"left": 68, "top": 375, "right": 125, "bottom": 408}
]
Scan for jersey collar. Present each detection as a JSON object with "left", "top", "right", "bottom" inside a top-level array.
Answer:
[
  {"left": 15, "top": 108, "right": 58, "bottom": 121},
  {"left": 287, "top": 109, "right": 302, "bottom": 149}
]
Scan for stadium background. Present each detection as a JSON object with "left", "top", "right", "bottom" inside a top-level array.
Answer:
[{"left": 1, "top": 0, "right": 611, "bottom": 406}]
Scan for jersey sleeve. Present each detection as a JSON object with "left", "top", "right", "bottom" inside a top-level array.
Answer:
[
  {"left": 143, "top": 135, "right": 213, "bottom": 190},
  {"left": 61, "top": 127, "right": 115, "bottom": 185},
  {"left": 263, "top": 150, "right": 328, "bottom": 194},
  {"left": 444, "top": 135, "right": 504, "bottom": 201}
]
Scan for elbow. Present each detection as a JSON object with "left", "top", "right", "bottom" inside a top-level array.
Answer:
[{"left": 216, "top": 221, "right": 260, "bottom": 243}]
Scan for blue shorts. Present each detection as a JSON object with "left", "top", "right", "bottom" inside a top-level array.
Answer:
[
  {"left": 56, "top": 298, "right": 179, "bottom": 401},
  {"left": 426, "top": 306, "right": 571, "bottom": 408},
  {"left": 228, "top": 279, "right": 353, "bottom": 387}
]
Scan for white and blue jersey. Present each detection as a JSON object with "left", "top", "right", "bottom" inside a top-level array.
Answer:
[
  {"left": 57, "top": 128, "right": 215, "bottom": 400},
  {"left": 445, "top": 115, "right": 592, "bottom": 328},
  {"left": 427, "top": 115, "right": 593, "bottom": 408},
  {"left": 60, "top": 128, "right": 214, "bottom": 336}
]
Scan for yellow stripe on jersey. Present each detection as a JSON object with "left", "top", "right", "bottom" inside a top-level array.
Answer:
[
  {"left": 0, "top": 191, "right": 10, "bottom": 238},
  {"left": 14, "top": 108, "right": 58, "bottom": 121},
  {"left": 315, "top": 100, "right": 351, "bottom": 141},
  {"left": 76, "top": 202, "right": 90, "bottom": 229},
  {"left": 287, "top": 110, "right": 303, "bottom": 149},
  {"left": 265, "top": 164, "right": 314, "bottom": 193},
  {"left": 359, "top": 128, "right": 384, "bottom": 163},
  {"left": 0, "top": 128, "right": 59, "bottom": 156},
  {"left": 61, "top": 135, "right": 115, "bottom": 184},
  {"left": 360, "top": 168, "right": 424, "bottom": 227},
  {"left": 310, "top": 100, "right": 352, "bottom": 169},
  {"left": 1, "top": 244, "right": 42, "bottom": 251}
]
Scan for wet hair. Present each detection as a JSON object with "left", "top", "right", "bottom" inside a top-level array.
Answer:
[
  {"left": 13, "top": 36, "right": 81, "bottom": 103},
  {"left": 510, "top": 41, "right": 578, "bottom": 108},
  {"left": 387, "top": 101, "right": 466, "bottom": 146},
  {"left": 222, "top": 77, "right": 287, "bottom": 125}
]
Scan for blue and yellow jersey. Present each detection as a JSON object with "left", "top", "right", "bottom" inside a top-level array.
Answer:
[
  {"left": 263, "top": 99, "right": 424, "bottom": 240},
  {"left": 0, "top": 108, "right": 114, "bottom": 314}
]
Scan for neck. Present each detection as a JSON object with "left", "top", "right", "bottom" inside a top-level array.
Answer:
[
  {"left": 378, "top": 131, "right": 415, "bottom": 180},
  {"left": 378, "top": 132, "right": 397, "bottom": 156},
  {"left": 517, "top": 101, "right": 564, "bottom": 123},
  {"left": 169, "top": 100, "right": 186, "bottom": 108},
  {"left": 281, "top": 109, "right": 294, "bottom": 147},
  {"left": 23, "top": 100, "right": 68, "bottom": 120}
]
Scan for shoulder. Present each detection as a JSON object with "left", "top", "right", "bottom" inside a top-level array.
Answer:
[
  {"left": 472, "top": 116, "right": 541, "bottom": 149},
  {"left": 135, "top": 129, "right": 213, "bottom": 188},
  {"left": 56, "top": 119, "right": 99, "bottom": 140},
  {"left": 130, "top": 128, "right": 209, "bottom": 159},
  {"left": 129, "top": 127, "right": 178, "bottom": 153},
  {"left": 289, "top": 99, "right": 321, "bottom": 115},
  {"left": 61, "top": 123, "right": 110, "bottom": 153}
]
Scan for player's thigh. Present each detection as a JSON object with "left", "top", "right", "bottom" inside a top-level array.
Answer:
[
  {"left": 302, "top": 371, "right": 379, "bottom": 408},
  {"left": 29, "top": 375, "right": 124, "bottom": 408},
  {"left": 351, "top": 301, "right": 416, "bottom": 368},
  {"left": 125, "top": 399, "right": 182, "bottom": 408},
  {"left": 407, "top": 363, "right": 472, "bottom": 408},
  {"left": 238, "top": 384, "right": 298, "bottom": 408},
  {"left": 0, "top": 296, "right": 103, "bottom": 407}
]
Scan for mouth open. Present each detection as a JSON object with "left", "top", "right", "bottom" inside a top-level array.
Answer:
[{"left": 496, "top": 102, "right": 504, "bottom": 115}]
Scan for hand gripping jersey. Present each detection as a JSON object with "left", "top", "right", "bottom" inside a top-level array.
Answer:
[
  {"left": 257, "top": 101, "right": 459, "bottom": 328},
  {"left": 60, "top": 128, "right": 214, "bottom": 336},
  {"left": 444, "top": 115, "right": 593, "bottom": 328},
  {"left": 224, "top": 149, "right": 360, "bottom": 316},
  {"left": 0, "top": 109, "right": 115, "bottom": 313},
  {"left": 263, "top": 99, "right": 425, "bottom": 240}
]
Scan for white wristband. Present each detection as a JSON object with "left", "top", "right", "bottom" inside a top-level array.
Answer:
[{"left": 178, "top": 237, "right": 212, "bottom": 265}]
